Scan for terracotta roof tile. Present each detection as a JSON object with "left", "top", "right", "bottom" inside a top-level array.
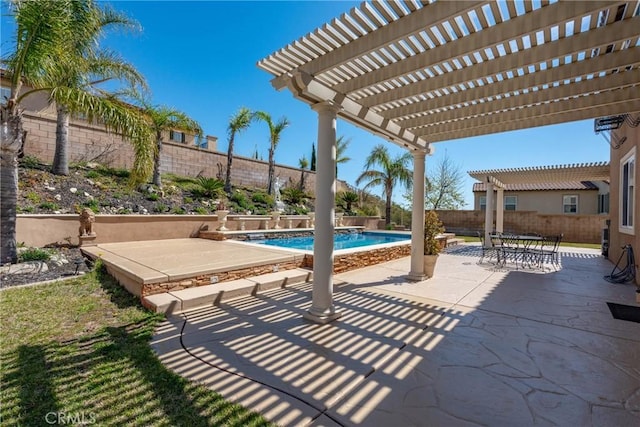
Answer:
[{"left": 473, "top": 181, "right": 600, "bottom": 192}]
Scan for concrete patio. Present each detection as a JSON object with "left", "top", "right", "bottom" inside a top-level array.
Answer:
[{"left": 150, "top": 243, "right": 640, "bottom": 426}]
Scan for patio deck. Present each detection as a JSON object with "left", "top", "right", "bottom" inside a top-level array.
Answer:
[{"left": 151, "top": 243, "right": 640, "bottom": 426}]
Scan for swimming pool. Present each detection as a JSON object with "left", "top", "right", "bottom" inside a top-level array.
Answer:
[{"left": 254, "top": 231, "right": 410, "bottom": 251}]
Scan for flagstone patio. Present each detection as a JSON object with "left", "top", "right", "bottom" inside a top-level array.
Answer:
[{"left": 150, "top": 243, "right": 639, "bottom": 426}]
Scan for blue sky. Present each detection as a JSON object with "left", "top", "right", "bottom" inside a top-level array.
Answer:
[{"left": 1, "top": 1, "right": 610, "bottom": 207}]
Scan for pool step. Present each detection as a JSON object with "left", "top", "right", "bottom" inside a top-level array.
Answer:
[{"left": 142, "top": 268, "right": 313, "bottom": 315}]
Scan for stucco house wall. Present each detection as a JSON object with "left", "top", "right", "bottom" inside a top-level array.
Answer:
[
  {"left": 608, "top": 120, "right": 640, "bottom": 285},
  {"left": 473, "top": 188, "right": 603, "bottom": 215}
]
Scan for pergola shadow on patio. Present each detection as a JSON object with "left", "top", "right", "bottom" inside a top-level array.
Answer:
[
  {"left": 151, "top": 244, "right": 640, "bottom": 426},
  {"left": 257, "top": 0, "right": 640, "bottom": 323}
]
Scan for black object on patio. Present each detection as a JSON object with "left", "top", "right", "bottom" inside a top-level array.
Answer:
[{"left": 607, "top": 302, "right": 640, "bottom": 324}]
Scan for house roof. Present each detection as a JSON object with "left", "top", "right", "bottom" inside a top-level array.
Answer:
[
  {"left": 473, "top": 181, "right": 600, "bottom": 192},
  {"left": 468, "top": 161, "right": 610, "bottom": 187},
  {"left": 258, "top": 1, "right": 640, "bottom": 151}
]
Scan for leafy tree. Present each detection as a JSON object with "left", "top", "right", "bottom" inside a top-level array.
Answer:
[
  {"left": 426, "top": 152, "right": 466, "bottom": 210},
  {"left": 1, "top": 0, "right": 153, "bottom": 264},
  {"left": 127, "top": 93, "right": 202, "bottom": 187},
  {"left": 298, "top": 156, "right": 308, "bottom": 190},
  {"left": 336, "top": 135, "right": 352, "bottom": 177},
  {"left": 50, "top": 3, "right": 146, "bottom": 176},
  {"left": 225, "top": 107, "right": 255, "bottom": 193},
  {"left": 310, "top": 143, "right": 316, "bottom": 171},
  {"left": 403, "top": 151, "right": 466, "bottom": 210},
  {"left": 356, "top": 144, "right": 413, "bottom": 226},
  {"left": 255, "top": 111, "right": 290, "bottom": 195}
]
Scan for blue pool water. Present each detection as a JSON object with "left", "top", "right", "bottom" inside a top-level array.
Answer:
[{"left": 254, "top": 232, "right": 410, "bottom": 251}]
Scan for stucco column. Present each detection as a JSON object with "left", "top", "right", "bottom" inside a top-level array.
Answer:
[
  {"left": 484, "top": 182, "right": 495, "bottom": 246},
  {"left": 496, "top": 187, "right": 504, "bottom": 233},
  {"left": 408, "top": 150, "right": 427, "bottom": 281},
  {"left": 304, "top": 101, "right": 342, "bottom": 324}
]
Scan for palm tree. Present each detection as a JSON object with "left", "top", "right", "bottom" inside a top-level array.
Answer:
[
  {"left": 356, "top": 144, "right": 413, "bottom": 226},
  {"left": 298, "top": 156, "right": 309, "bottom": 190},
  {"left": 336, "top": 135, "right": 352, "bottom": 177},
  {"left": 225, "top": 107, "right": 254, "bottom": 193},
  {"left": 1, "top": 0, "right": 153, "bottom": 264},
  {"left": 128, "top": 94, "right": 202, "bottom": 187},
  {"left": 337, "top": 190, "right": 359, "bottom": 214},
  {"left": 255, "top": 111, "right": 290, "bottom": 195},
  {"left": 50, "top": 3, "right": 146, "bottom": 176}
]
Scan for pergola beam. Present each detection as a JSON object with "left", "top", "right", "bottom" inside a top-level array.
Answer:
[
  {"left": 300, "top": 1, "right": 483, "bottom": 77},
  {"left": 336, "top": 0, "right": 614, "bottom": 94},
  {"left": 401, "top": 70, "right": 639, "bottom": 129},
  {"left": 381, "top": 48, "right": 640, "bottom": 120},
  {"left": 277, "top": 71, "right": 428, "bottom": 150},
  {"left": 359, "top": 16, "right": 640, "bottom": 107},
  {"left": 420, "top": 99, "right": 640, "bottom": 142}
]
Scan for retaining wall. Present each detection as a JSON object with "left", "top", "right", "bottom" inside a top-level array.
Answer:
[{"left": 436, "top": 210, "right": 607, "bottom": 244}]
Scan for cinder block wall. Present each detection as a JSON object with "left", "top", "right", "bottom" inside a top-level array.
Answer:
[
  {"left": 436, "top": 210, "right": 607, "bottom": 244},
  {"left": 21, "top": 112, "right": 351, "bottom": 193}
]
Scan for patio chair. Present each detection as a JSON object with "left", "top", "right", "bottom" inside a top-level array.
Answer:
[
  {"left": 520, "top": 233, "right": 542, "bottom": 268},
  {"left": 497, "top": 233, "right": 523, "bottom": 268},
  {"left": 477, "top": 231, "right": 499, "bottom": 264},
  {"left": 534, "top": 234, "right": 563, "bottom": 269}
]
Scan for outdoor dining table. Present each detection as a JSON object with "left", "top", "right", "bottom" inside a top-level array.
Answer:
[{"left": 489, "top": 233, "right": 549, "bottom": 269}]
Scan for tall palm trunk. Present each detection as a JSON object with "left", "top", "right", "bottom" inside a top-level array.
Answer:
[
  {"left": 385, "top": 184, "right": 393, "bottom": 226},
  {"left": 267, "top": 147, "right": 275, "bottom": 195},
  {"left": 52, "top": 105, "right": 70, "bottom": 175},
  {"left": 299, "top": 169, "right": 305, "bottom": 191},
  {"left": 152, "top": 131, "right": 162, "bottom": 187},
  {"left": 0, "top": 106, "right": 23, "bottom": 264},
  {"left": 224, "top": 134, "right": 235, "bottom": 193}
]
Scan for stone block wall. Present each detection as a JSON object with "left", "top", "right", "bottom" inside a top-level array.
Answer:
[
  {"left": 21, "top": 111, "right": 351, "bottom": 193},
  {"left": 436, "top": 210, "right": 607, "bottom": 244}
]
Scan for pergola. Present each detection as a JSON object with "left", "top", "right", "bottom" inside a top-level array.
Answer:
[
  {"left": 258, "top": 0, "right": 640, "bottom": 323},
  {"left": 469, "top": 162, "right": 610, "bottom": 242}
]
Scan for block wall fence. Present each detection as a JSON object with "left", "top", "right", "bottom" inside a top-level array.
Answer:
[
  {"left": 436, "top": 210, "right": 607, "bottom": 244},
  {"left": 21, "top": 112, "right": 349, "bottom": 193}
]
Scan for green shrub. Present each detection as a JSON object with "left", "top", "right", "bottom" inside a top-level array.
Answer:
[
  {"left": 192, "top": 177, "right": 224, "bottom": 199},
  {"left": 183, "top": 196, "right": 193, "bottom": 204},
  {"left": 18, "top": 247, "right": 51, "bottom": 262},
  {"left": 172, "top": 207, "right": 186, "bottom": 215},
  {"left": 98, "top": 166, "right": 130, "bottom": 178},
  {"left": 281, "top": 187, "right": 307, "bottom": 205},
  {"left": 424, "top": 210, "right": 445, "bottom": 255},
  {"left": 19, "top": 155, "right": 41, "bottom": 169},
  {"left": 230, "top": 190, "right": 252, "bottom": 210},
  {"left": 251, "top": 192, "right": 274, "bottom": 206},
  {"left": 146, "top": 193, "right": 159, "bottom": 201},
  {"left": 39, "top": 201, "right": 60, "bottom": 211},
  {"left": 154, "top": 203, "right": 168, "bottom": 213},
  {"left": 25, "top": 191, "right": 41, "bottom": 204},
  {"left": 85, "top": 170, "right": 100, "bottom": 179},
  {"left": 194, "top": 207, "right": 208, "bottom": 215},
  {"left": 82, "top": 199, "right": 100, "bottom": 213}
]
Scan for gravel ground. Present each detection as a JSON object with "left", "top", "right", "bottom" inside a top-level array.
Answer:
[{"left": 0, "top": 247, "right": 92, "bottom": 289}]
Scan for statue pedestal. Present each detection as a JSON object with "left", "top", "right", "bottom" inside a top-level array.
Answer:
[
  {"left": 79, "top": 234, "right": 97, "bottom": 247},
  {"left": 271, "top": 212, "right": 282, "bottom": 229}
]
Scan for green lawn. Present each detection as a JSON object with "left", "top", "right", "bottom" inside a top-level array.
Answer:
[{"left": 0, "top": 265, "right": 273, "bottom": 427}]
